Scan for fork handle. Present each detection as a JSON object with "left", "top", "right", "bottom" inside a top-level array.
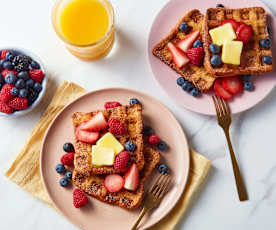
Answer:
[
  {"left": 224, "top": 129, "right": 248, "bottom": 201},
  {"left": 131, "top": 206, "right": 149, "bottom": 230}
]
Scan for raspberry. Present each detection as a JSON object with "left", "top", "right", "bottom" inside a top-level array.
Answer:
[
  {"left": 73, "top": 189, "right": 88, "bottom": 208},
  {"left": 60, "top": 152, "right": 74, "bottom": 166},
  {"left": 108, "top": 118, "right": 125, "bottom": 134},
  {"left": 1, "top": 50, "right": 8, "bottom": 60},
  {"left": 104, "top": 101, "right": 122, "bottom": 109},
  {"left": 0, "top": 84, "right": 15, "bottom": 102},
  {"left": 29, "top": 69, "right": 44, "bottom": 83},
  {"left": 114, "top": 151, "right": 129, "bottom": 171},
  {"left": 8, "top": 97, "right": 28, "bottom": 110},
  {"left": 187, "top": 47, "right": 204, "bottom": 66},
  {"left": 0, "top": 101, "right": 13, "bottom": 114},
  {"left": 1, "top": 70, "right": 18, "bottom": 78},
  {"left": 148, "top": 134, "right": 159, "bottom": 145}
]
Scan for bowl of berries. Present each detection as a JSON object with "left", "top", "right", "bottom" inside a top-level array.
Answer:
[{"left": 0, "top": 47, "right": 47, "bottom": 116}]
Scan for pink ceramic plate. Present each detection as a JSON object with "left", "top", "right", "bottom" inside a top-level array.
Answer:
[
  {"left": 40, "top": 88, "right": 190, "bottom": 230},
  {"left": 148, "top": 0, "right": 276, "bottom": 115}
]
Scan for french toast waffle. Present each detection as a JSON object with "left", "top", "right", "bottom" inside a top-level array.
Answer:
[
  {"left": 72, "top": 146, "right": 160, "bottom": 210},
  {"left": 152, "top": 9, "right": 215, "bottom": 92},
  {"left": 203, "top": 7, "right": 273, "bottom": 76},
  {"left": 72, "top": 104, "right": 144, "bottom": 176}
]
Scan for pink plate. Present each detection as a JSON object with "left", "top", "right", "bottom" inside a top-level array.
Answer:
[
  {"left": 40, "top": 88, "right": 190, "bottom": 230},
  {"left": 148, "top": 0, "right": 276, "bottom": 115}
]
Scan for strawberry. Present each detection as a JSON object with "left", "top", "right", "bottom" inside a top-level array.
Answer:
[
  {"left": 1, "top": 50, "right": 8, "bottom": 60},
  {"left": 104, "top": 174, "right": 124, "bottom": 193},
  {"left": 177, "top": 30, "right": 200, "bottom": 52},
  {"left": 8, "top": 97, "right": 28, "bottom": 110},
  {"left": 124, "top": 164, "right": 139, "bottom": 191},
  {"left": 61, "top": 152, "right": 74, "bottom": 166},
  {"left": 75, "top": 126, "right": 99, "bottom": 144},
  {"left": 108, "top": 118, "right": 126, "bottom": 135},
  {"left": 73, "top": 188, "right": 88, "bottom": 208},
  {"left": 104, "top": 101, "right": 122, "bottom": 109},
  {"left": 0, "top": 101, "right": 13, "bottom": 114},
  {"left": 168, "top": 42, "right": 190, "bottom": 68},
  {"left": 221, "top": 19, "right": 240, "bottom": 31},
  {"left": 222, "top": 76, "right": 243, "bottom": 95},
  {"left": 79, "top": 112, "right": 107, "bottom": 132},
  {"left": 236, "top": 23, "right": 252, "bottom": 44},
  {"left": 0, "top": 84, "right": 15, "bottom": 102},
  {"left": 29, "top": 69, "right": 44, "bottom": 83},
  {"left": 148, "top": 134, "right": 159, "bottom": 145},
  {"left": 187, "top": 47, "right": 204, "bottom": 66},
  {"left": 1, "top": 70, "right": 18, "bottom": 78},
  {"left": 214, "top": 79, "right": 232, "bottom": 100},
  {"left": 114, "top": 151, "right": 130, "bottom": 171}
]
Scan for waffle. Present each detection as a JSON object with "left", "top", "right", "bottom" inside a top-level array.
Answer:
[
  {"left": 72, "top": 104, "right": 144, "bottom": 176},
  {"left": 203, "top": 7, "right": 273, "bottom": 76},
  {"left": 72, "top": 146, "right": 160, "bottom": 210},
  {"left": 152, "top": 9, "right": 216, "bottom": 92}
]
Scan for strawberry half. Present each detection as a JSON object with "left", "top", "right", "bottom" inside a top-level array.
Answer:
[
  {"left": 79, "top": 112, "right": 107, "bottom": 132},
  {"left": 222, "top": 76, "right": 243, "bottom": 95},
  {"left": 221, "top": 19, "right": 240, "bottom": 31},
  {"left": 75, "top": 126, "right": 99, "bottom": 144},
  {"left": 168, "top": 42, "right": 190, "bottom": 68},
  {"left": 187, "top": 47, "right": 204, "bottom": 66},
  {"left": 177, "top": 30, "right": 200, "bottom": 53},
  {"left": 214, "top": 79, "right": 232, "bottom": 100},
  {"left": 124, "top": 163, "right": 139, "bottom": 191},
  {"left": 236, "top": 23, "right": 252, "bottom": 44},
  {"left": 104, "top": 174, "right": 124, "bottom": 193}
]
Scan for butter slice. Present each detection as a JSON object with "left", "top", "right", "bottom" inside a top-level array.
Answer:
[
  {"left": 96, "top": 132, "right": 124, "bottom": 155},
  {"left": 209, "top": 23, "right": 237, "bottom": 46},
  {"left": 222, "top": 40, "right": 243, "bottom": 65},
  {"left": 91, "top": 145, "right": 115, "bottom": 166}
]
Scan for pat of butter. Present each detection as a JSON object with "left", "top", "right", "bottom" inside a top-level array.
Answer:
[
  {"left": 96, "top": 132, "right": 124, "bottom": 155},
  {"left": 209, "top": 23, "right": 237, "bottom": 46},
  {"left": 222, "top": 40, "right": 243, "bottom": 65},
  {"left": 91, "top": 145, "right": 115, "bottom": 166}
]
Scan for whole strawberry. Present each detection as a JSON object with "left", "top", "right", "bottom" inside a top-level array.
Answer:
[
  {"left": 108, "top": 118, "right": 125, "bottom": 134},
  {"left": 73, "top": 189, "right": 88, "bottom": 208},
  {"left": 0, "top": 84, "right": 15, "bottom": 102},
  {"left": 148, "top": 134, "right": 159, "bottom": 145},
  {"left": 187, "top": 47, "right": 204, "bottom": 66},
  {"left": 29, "top": 69, "right": 44, "bottom": 83},
  {"left": 61, "top": 152, "right": 74, "bottom": 166},
  {"left": 0, "top": 101, "right": 13, "bottom": 114},
  {"left": 114, "top": 151, "right": 129, "bottom": 171},
  {"left": 104, "top": 101, "right": 122, "bottom": 109},
  {"left": 8, "top": 97, "right": 28, "bottom": 110}
]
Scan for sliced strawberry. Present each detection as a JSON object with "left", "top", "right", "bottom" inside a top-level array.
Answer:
[
  {"left": 214, "top": 79, "right": 232, "bottom": 100},
  {"left": 168, "top": 42, "right": 190, "bottom": 68},
  {"left": 104, "top": 174, "right": 124, "bottom": 193},
  {"left": 222, "top": 76, "right": 243, "bottom": 95},
  {"left": 221, "top": 19, "right": 240, "bottom": 31},
  {"left": 79, "top": 112, "right": 107, "bottom": 132},
  {"left": 75, "top": 126, "right": 99, "bottom": 144},
  {"left": 124, "top": 164, "right": 139, "bottom": 191},
  {"left": 236, "top": 23, "right": 252, "bottom": 43},
  {"left": 177, "top": 30, "right": 200, "bottom": 53}
]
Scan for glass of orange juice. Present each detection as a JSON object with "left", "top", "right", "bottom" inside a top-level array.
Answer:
[{"left": 52, "top": 0, "right": 115, "bottom": 60}]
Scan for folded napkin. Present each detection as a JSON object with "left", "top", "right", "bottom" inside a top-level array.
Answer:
[{"left": 5, "top": 81, "right": 211, "bottom": 230}]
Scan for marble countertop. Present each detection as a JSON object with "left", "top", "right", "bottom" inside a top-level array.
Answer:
[{"left": 1, "top": 0, "right": 276, "bottom": 229}]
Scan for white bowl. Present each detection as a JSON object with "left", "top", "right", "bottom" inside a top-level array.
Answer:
[{"left": 0, "top": 47, "right": 47, "bottom": 117}]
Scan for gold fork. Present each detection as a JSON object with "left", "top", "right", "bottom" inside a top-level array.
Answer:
[
  {"left": 131, "top": 173, "right": 171, "bottom": 230},
  {"left": 212, "top": 95, "right": 248, "bottom": 201}
]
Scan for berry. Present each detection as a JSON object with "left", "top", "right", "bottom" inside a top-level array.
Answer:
[
  {"left": 65, "top": 171, "right": 72, "bottom": 180},
  {"left": 19, "top": 88, "right": 28, "bottom": 98},
  {"left": 75, "top": 126, "right": 99, "bottom": 144},
  {"left": 209, "top": 44, "right": 220, "bottom": 54},
  {"left": 104, "top": 101, "right": 122, "bottom": 109},
  {"left": 30, "top": 60, "right": 40, "bottom": 69},
  {"left": 193, "top": 40, "right": 202, "bottom": 48},
  {"left": 0, "top": 84, "right": 14, "bottom": 102},
  {"left": 241, "top": 75, "right": 252, "bottom": 81},
  {"left": 216, "top": 3, "right": 224, "bottom": 7},
  {"left": 168, "top": 42, "right": 190, "bottom": 68},
  {"left": 61, "top": 152, "right": 75, "bottom": 166},
  {"left": 15, "top": 79, "right": 25, "bottom": 89},
  {"left": 211, "top": 55, "right": 222, "bottom": 67},
  {"left": 1, "top": 50, "right": 8, "bottom": 60},
  {"left": 187, "top": 47, "right": 204, "bottom": 66},
  {"left": 78, "top": 112, "right": 107, "bottom": 131},
  {"left": 114, "top": 151, "right": 130, "bottom": 171},
  {"left": 190, "top": 88, "right": 200, "bottom": 97},
  {"left": 59, "top": 178, "right": 69, "bottom": 187},
  {"left": 8, "top": 97, "right": 28, "bottom": 110},
  {"left": 182, "top": 81, "right": 193, "bottom": 91},
  {"left": 177, "top": 77, "right": 185, "bottom": 86},
  {"left": 26, "top": 79, "right": 34, "bottom": 88},
  {"left": 33, "top": 82, "right": 42, "bottom": 92},
  {"left": 11, "top": 87, "right": 19, "bottom": 96},
  {"left": 179, "top": 22, "right": 190, "bottom": 33},
  {"left": 148, "top": 134, "right": 159, "bottom": 145},
  {"left": 0, "top": 101, "right": 13, "bottom": 114},
  {"left": 104, "top": 174, "right": 124, "bottom": 193},
  {"left": 260, "top": 38, "right": 271, "bottom": 49},
  {"left": 263, "top": 56, "right": 272, "bottom": 65},
  {"left": 1, "top": 69, "right": 17, "bottom": 78},
  {"left": 177, "top": 31, "right": 200, "bottom": 53},
  {"left": 0, "top": 59, "right": 6, "bottom": 68},
  {"left": 63, "top": 142, "right": 75, "bottom": 152},
  {"left": 244, "top": 81, "right": 254, "bottom": 91},
  {"left": 124, "top": 164, "right": 139, "bottom": 191},
  {"left": 17, "top": 71, "right": 29, "bottom": 81},
  {"left": 3, "top": 61, "right": 14, "bottom": 70},
  {"left": 157, "top": 163, "right": 169, "bottom": 173},
  {"left": 143, "top": 126, "right": 153, "bottom": 136},
  {"left": 214, "top": 79, "right": 232, "bottom": 100},
  {"left": 0, "top": 74, "right": 4, "bottom": 84},
  {"left": 108, "top": 118, "right": 126, "bottom": 134},
  {"left": 6, "top": 52, "right": 14, "bottom": 61},
  {"left": 129, "top": 98, "right": 140, "bottom": 105},
  {"left": 12, "top": 55, "right": 31, "bottom": 72},
  {"left": 221, "top": 19, "right": 239, "bottom": 31},
  {"left": 222, "top": 76, "right": 243, "bottom": 95},
  {"left": 55, "top": 163, "right": 65, "bottom": 174},
  {"left": 27, "top": 88, "right": 38, "bottom": 105},
  {"left": 73, "top": 189, "right": 88, "bottom": 208},
  {"left": 29, "top": 69, "right": 44, "bottom": 83},
  {"left": 5, "top": 73, "right": 17, "bottom": 84},
  {"left": 236, "top": 23, "right": 252, "bottom": 43},
  {"left": 157, "top": 141, "right": 167, "bottom": 150},
  {"left": 125, "top": 141, "right": 136, "bottom": 151}
]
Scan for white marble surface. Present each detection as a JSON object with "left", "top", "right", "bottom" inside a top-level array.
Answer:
[{"left": 1, "top": 0, "right": 276, "bottom": 229}]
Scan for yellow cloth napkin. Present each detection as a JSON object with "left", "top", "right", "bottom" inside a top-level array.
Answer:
[{"left": 5, "top": 81, "right": 211, "bottom": 230}]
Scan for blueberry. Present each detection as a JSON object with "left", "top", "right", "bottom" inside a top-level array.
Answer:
[
  {"left": 260, "top": 38, "right": 271, "bottom": 49},
  {"left": 17, "top": 71, "right": 29, "bottom": 81},
  {"left": 3, "top": 61, "right": 13, "bottom": 70},
  {"left": 0, "top": 59, "right": 6, "bottom": 68},
  {"left": 56, "top": 163, "right": 65, "bottom": 174},
  {"left": 129, "top": 98, "right": 140, "bottom": 105},
  {"left": 65, "top": 171, "right": 72, "bottom": 180},
  {"left": 182, "top": 81, "right": 193, "bottom": 91},
  {"left": 63, "top": 142, "right": 75, "bottom": 152},
  {"left": 5, "top": 73, "right": 17, "bottom": 84},
  {"left": 125, "top": 141, "right": 136, "bottom": 151},
  {"left": 15, "top": 79, "right": 26, "bottom": 89},
  {"left": 59, "top": 177, "right": 69, "bottom": 187},
  {"left": 30, "top": 60, "right": 40, "bottom": 69},
  {"left": 211, "top": 55, "right": 222, "bottom": 67},
  {"left": 190, "top": 88, "right": 200, "bottom": 97},
  {"left": 27, "top": 88, "right": 38, "bottom": 105},
  {"left": 216, "top": 3, "right": 224, "bottom": 8},
  {"left": 26, "top": 79, "right": 34, "bottom": 88},
  {"left": 263, "top": 56, "right": 272, "bottom": 65},
  {"left": 33, "top": 82, "right": 42, "bottom": 92},
  {"left": 241, "top": 75, "right": 252, "bottom": 81},
  {"left": 19, "top": 88, "right": 28, "bottom": 98},
  {"left": 177, "top": 77, "right": 185, "bottom": 86},
  {"left": 0, "top": 74, "right": 4, "bottom": 84},
  {"left": 267, "top": 26, "right": 272, "bottom": 36},
  {"left": 193, "top": 40, "right": 202, "bottom": 48},
  {"left": 11, "top": 87, "right": 19, "bottom": 96},
  {"left": 0, "top": 83, "right": 3, "bottom": 90},
  {"left": 179, "top": 22, "right": 190, "bottom": 34},
  {"left": 157, "top": 141, "right": 167, "bottom": 151},
  {"left": 143, "top": 126, "right": 153, "bottom": 136},
  {"left": 6, "top": 52, "right": 14, "bottom": 61},
  {"left": 157, "top": 163, "right": 169, "bottom": 173},
  {"left": 244, "top": 81, "right": 254, "bottom": 91},
  {"left": 209, "top": 44, "right": 220, "bottom": 54}
]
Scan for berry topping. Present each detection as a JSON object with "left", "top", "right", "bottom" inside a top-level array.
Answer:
[
  {"left": 19, "top": 88, "right": 28, "bottom": 98},
  {"left": 221, "top": 19, "right": 239, "bottom": 31},
  {"left": 17, "top": 71, "right": 29, "bottom": 81},
  {"left": 79, "top": 112, "right": 107, "bottom": 132},
  {"left": 125, "top": 141, "right": 136, "bottom": 151},
  {"left": 104, "top": 174, "right": 125, "bottom": 193},
  {"left": 179, "top": 22, "right": 190, "bottom": 33},
  {"left": 241, "top": 74, "right": 252, "bottom": 81},
  {"left": 75, "top": 126, "right": 99, "bottom": 144},
  {"left": 222, "top": 76, "right": 243, "bottom": 95},
  {"left": 33, "top": 82, "right": 42, "bottom": 92},
  {"left": 12, "top": 55, "right": 31, "bottom": 72},
  {"left": 177, "top": 77, "right": 185, "bottom": 86},
  {"left": 61, "top": 152, "right": 74, "bottom": 166},
  {"left": 143, "top": 126, "right": 153, "bottom": 136},
  {"left": 5, "top": 73, "right": 17, "bottom": 84},
  {"left": 193, "top": 40, "right": 202, "bottom": 48},
  {"left": 0, "top": 101, "right": 13, "bottom": 114},
  {"left": 73, "top": 188, "right": 88, "bottom": 208},
  {"left": 3, "top": 61, "right": 13, "bottom": 70},
  {"left": 65, "top": 171, "right": 72, "bottom": 180},
  {"left": 55, "top": 163, "right": 65, "bottom": 174},
  {"left": 26, "top": 79, "right": 34, "bottom": 88},
  {"left": 157, "top": 141, "right": 168, "bottom": 151},
  {"left": 236, "top": 23, "right": 252, "bottom": 44},
  {"left": 243, "top": 81, "right": 254, "bottom": 91},
  {"left": 0, "top": 59, "right": 6, "bottom": 68},
  {"left": 168, "top": 42, "right": 190, "bottom": 68},
  {"left": 29, "top": 69, "right": 44, "bottom": 83},
  {"left": 190, "top": 88, "right": 200, "bottom": 97},
  {"left": 11, "top": 87, "right": 19, "bottom": 96},
  {"left": 108, "top": 118, "right": 126, "bottom": 135},
  {"left": 187, "top": 47, "right": 204, "bottom": 66},
  {"left": 124, "top": 164, "right": 139, "bottom": 191},
  {"left": 214, "top": 79, "right": 232, "bottom": 100},
  {"left": 260, "top": 38, "right": 271, "bottom": 49},
  {"left": 263, "top": 56, "right": 272, "bottom": 65},
  {"left": 216, "top": 3, "right": 224, "bottom": 8},
  {"left": 148, "top": 134, "right": 159, "bottom": 145},
  {"left": 182, "top": 81, "right": 193, "bottom": 91},
  {"left": 1, "top": 69, "right": 17, "bottom": 78},
  {"left": 209, "top": 44, "right": 220, "bottom": 54},
  {"left": 0, "top": 84, "right": 15, "bottom": 102},
  {"left": 157, "top": 163, "right": 169, "bottom": 173},
  {"left": 15, "top": 79, "right": 25, "bottom": 89},
  {"left": 210, "top": 55, "right": 222, "bottom": 67},
  {"left": 8, "top": 97, "right": 28, "bottom": 110},
  {"left": 177, "top": 30, "right": 200, "bottom": 53},
  {"left": 6, "top": 52, "right": 14, "bottom": 61},
  {"left": 59, "top": 178, "right": 69, "bottom": 187},
  {"left": 27, "top": 88, "right": 38, "bottom": 105},
  {"left": 30, "top": 60, "right": 40, "bottom": 69},
  {"left": 1, "top": 50, "right": 8, "bottom": 60},
  {"left": 63, "top": 142, "right": 75, "bottom": 152},
  {"left": 104, "top": 101, "right": 122, "bottom": 109},
  {"left": 129, "top": 98, "right": 140, "bottom": 105},
  {"left": 114, "top": 151, "right": 130, "bottom": 171}
]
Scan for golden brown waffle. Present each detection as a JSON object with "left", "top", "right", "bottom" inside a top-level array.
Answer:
[
  {"left": 152, "top": 9, "right": 215, "bottom": 92},
  {"left": 72, "top": 146, "right": 160, "bottom": 210},
  {"left": 72, "top": 104, "right": 144, "bottom": 176},
  {"left": 203, "top": 7, "right": 273, "bottom": 76}
]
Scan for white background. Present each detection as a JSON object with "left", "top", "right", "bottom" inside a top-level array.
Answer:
[{"left": 1, "top": 0, "right": 276, "bottom": 229}]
